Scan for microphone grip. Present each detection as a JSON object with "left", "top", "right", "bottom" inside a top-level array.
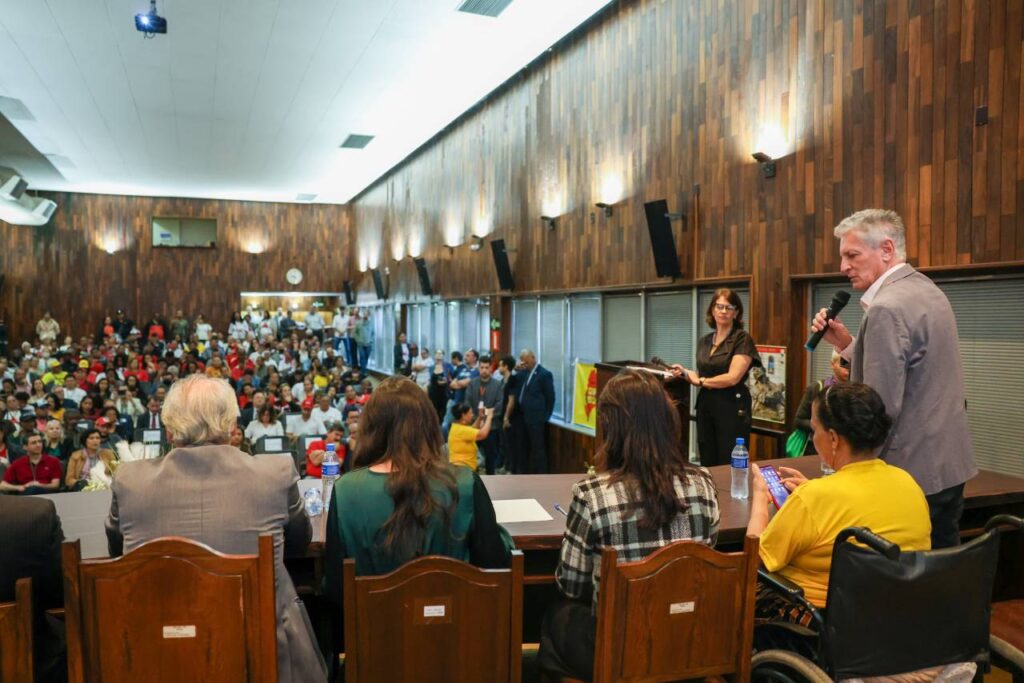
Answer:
[{"left": 805, "top": 308, "right": 837, "bottom": 351}]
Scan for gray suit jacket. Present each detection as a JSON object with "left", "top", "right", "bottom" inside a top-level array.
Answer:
[
  {"left": 105, "top": 445, "right": 327, "bottom": 683},
  {"left": 849, "top": 264, "right": 977, "bottom": 494},
  {"left": 466, "top": 375, "right": 505, "bottom": 420}
]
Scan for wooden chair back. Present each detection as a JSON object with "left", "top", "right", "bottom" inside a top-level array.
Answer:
[
  {"left": 343, "top": 552, "right": 524, "bottom": 683},
  {"left": 591, "top": 536, "right": 759, "bottom": 683},
  {"left": 0, "top": 578, "right": 33, "bottom": 683},
  {"left": 62, "top": 536, "right": 278, "bottom": 683}
]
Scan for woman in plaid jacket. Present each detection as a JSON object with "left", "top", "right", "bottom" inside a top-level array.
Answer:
[{"left": 538, "top": 369, "right": 721, "bottom": 680}]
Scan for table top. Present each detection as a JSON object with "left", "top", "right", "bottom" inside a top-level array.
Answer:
[{"left": 38, "top": 456, "right": 1024, "bottom": 558}]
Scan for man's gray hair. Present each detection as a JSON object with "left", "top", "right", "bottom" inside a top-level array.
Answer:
[
  {"left": 162, "top": 374, "right": 239, "bottom": 447},
  {"left": 833, "top": 209, "right": 907, "bottom": 261}
]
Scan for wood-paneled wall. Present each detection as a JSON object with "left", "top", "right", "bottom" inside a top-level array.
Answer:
[
  {"left": 345, "top": 0, "right": 1024, "bottom": 466},
  {"left": 0, "top": 193, "right": 351, "bottom": 343},
  {"left": 350, "top": 0, "right": 1024, "bottom": 332}
]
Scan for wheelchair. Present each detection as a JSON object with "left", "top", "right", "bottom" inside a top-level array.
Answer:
[{"left": 751, "top": 517, "right": 1013, "bottom": 682}]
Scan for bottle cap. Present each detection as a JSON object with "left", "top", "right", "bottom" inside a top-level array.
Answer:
[
  {"left": 326, "top": 443, "right": 336, "bottom": 451},
  {"left": 735, "top": 438, "right": 745, "bottom": 445}
]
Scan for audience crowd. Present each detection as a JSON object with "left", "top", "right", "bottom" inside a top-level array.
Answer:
[{"left": 2, "top": 309, "right": 968, "bottom": 683}]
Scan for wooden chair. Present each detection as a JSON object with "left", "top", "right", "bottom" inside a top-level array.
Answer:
[
  {"left": 343, "top": 552, "right": 524, "bottom": 683},
  {"left": 62, "top": 535, "right": 278, "bottom": 683},
  {"left": 544, "top": 536, "right": 759, "bottom": 683},
  {"left": 0, "top": 578, "right": 34, "bottom": 683}
]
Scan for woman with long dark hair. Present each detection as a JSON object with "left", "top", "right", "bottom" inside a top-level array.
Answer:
[
  {"left": 538, "top": 369, "right": 721, "bottom": 680},
  {"left": 323, "top": 376, "right": 509, "bottom": 584}
]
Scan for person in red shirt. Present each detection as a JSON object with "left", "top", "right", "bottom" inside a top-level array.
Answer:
[
  {"left": 305, "top": 422, "right": 346, "bottom": 477},
  {"left": 0, "top": 433, "right": 62, "bottom": 494}
]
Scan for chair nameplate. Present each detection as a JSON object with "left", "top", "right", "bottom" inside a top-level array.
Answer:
[
  {"left": 162, "top": 625, "right": 197, "bottom": 639},
  {"left": 669, "top": 601, "right": 695, "bottom": 615}
]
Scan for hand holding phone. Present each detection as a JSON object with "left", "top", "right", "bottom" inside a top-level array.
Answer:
[{"left": 759, "top": 465, "right": 790, "bottom": 509}]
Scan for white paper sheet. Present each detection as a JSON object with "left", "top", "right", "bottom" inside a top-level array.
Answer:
[
  {"left": 264, "top": 437, "right": 284, "bottom": 452},
  {"left": 143, "top": 429, "right": 162, "bottom": 443},
  {"left": 491, "top": 498, "right": 554, "bottom": 524}
]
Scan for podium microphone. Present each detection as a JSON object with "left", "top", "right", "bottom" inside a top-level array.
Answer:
[{"left": 805, "top": 290, "right": 851, "bottom": 351}]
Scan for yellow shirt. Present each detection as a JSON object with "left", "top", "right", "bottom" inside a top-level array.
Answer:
[
  {"left": 759, "top": 458, "right": 931, "bottom": 607},
  {"left": 447, "top": 423, "right": 479, "bottom": 471}
]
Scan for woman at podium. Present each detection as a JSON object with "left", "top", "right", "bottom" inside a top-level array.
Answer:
[{"left": 671, "top": 288, "right": 761, "bottom": 466}]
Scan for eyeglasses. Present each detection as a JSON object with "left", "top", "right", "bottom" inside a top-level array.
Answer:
[{"left": 713, "top": 304, "right": 737, "bottom": 312}]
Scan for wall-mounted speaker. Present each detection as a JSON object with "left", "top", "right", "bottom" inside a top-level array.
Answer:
[
  {"left": 371, "top": 269, "right": 387, "bottom": 300},
  {"left": 643, "top": 199, "right": 682, "bottom": 278},
  {"left": 342, "top": 280, "right": 355, "bottom": 306},
  {"left": 413, "top": 257, "right": 433, "bottom": 296},
  {"left": 490, "top": 239, "right": 515, "bottom": 291}
]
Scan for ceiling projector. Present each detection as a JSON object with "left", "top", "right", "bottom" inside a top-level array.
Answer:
[{"left": 135, "top": 0, "right": 167, "bottom": 37}]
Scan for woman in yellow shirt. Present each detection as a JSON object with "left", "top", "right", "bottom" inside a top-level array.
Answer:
[
  {"left": 747, "top": 382, "right": 931, "bottom": 651},
  {"left": 447, "top": 403, "right": 494, "bottom": 471}
]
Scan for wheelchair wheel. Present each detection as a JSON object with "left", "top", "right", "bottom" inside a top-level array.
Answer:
[
  {"left": 752, "top": 649, "right": 832, "bottom": 683},
  {"left": 991, "top": 634, "right": 1024, "bottom": 682}
]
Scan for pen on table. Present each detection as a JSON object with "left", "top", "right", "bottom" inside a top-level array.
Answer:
[{"left": 553, "top": 503, "right": 569, "bottom": 517}]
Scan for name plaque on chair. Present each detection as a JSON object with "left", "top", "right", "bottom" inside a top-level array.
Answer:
[
  {"left": 143, "top": 430, "right": 162, "bottom": 443},
  {"left": 669, "top": 601, "right": 695, "bottom": 615},
  {"left": 162, "top": 625, "right": 197, "bottom": 638}
]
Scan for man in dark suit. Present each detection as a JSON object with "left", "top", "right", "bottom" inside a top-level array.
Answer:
[
  {"left": 0, "top": 495, "right": 67, "bottom": 682},
  {"left": 136, "top": 395, "right": 162, "bottom": 431},
  {"left": 513, "top": 349, "right": 555, "bottom": 473},
  {"left": 393, "top": 332, "right": 412, "bottom": 376}
]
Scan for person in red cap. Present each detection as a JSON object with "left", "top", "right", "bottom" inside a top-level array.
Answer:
[{"left": 286, "top": 395, "right": 326, "bottom": 440}]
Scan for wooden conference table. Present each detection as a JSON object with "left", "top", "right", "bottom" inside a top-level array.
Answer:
[{"left": 42, "top": 456, "right": 1024, "bottom": 565}]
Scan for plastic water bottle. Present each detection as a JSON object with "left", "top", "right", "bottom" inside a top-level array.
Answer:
[
  {"left": 321, "top": 443, "right": 341, "bottom": 513},
  {"left": 730, "top": 438, "right": 749, "bottom": 500}
]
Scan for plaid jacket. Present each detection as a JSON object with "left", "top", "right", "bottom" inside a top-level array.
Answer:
[{"left": 555, "top": 469, "right": 720, "bottom": 612}]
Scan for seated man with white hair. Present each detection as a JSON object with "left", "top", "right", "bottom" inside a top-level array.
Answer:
[{"left": 105, "top": 374, "right": 327, "bottom": 683}]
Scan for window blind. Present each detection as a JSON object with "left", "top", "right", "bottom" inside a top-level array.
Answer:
[
  {"left": 601, "top": 294, "right": 642, "bottom": 362},
  {"left": 540, "top": 297, "right": 566, "bottom": 419},
  {"left": 512, "top": 299, "right": 538, "bottom": 357},
  {"left": 645, "top": 291, "right": 694, "bottom": 366},
  {"left": 940, "top": 277, "right": 1024, "bottom": 477}
]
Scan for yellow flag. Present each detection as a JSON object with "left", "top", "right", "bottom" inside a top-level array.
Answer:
[{"left": 572, "top": 362, "right": 598, "bottom": 429}]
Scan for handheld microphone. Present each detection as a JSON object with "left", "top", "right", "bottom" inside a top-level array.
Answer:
[{"left": 805, "top": 290, "right": 851, "bottom": 351}]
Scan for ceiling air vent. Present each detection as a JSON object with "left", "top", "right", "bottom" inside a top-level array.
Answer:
[
  {"left": 295, "top": 193, "right": 317, "bottom": 202},
  {"left": 457, "top": 0, "right": 513, "bottom": 18},
  {"left": 339, "top": 134, "right": 374, "bottom": 150}
]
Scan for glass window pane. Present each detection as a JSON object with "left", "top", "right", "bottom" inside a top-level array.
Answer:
[
  {"left": 513, "top": 299, "right": 538, "bottom": 357},
  {"left": 540, "top": 297, "right": 565, "bottom": 419},
  {"left": 645, "top": 292, "right": 693, "bottom": 366}
]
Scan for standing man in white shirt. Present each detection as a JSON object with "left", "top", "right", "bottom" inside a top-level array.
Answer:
[
  {"left": 305, "top": 308, "right": 325, "bottom": 344},
  {"left": 811, "top": 209, "right": 977, "bottom": 548}
]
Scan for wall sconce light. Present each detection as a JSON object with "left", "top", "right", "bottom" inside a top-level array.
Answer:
[
  {"left": 751, "top": 152, "right": 777, "bottom": 178},
  {"left": 469, "top": 235, "right": 484, "bottom": 251},
  {"left": 444, "top": 242, "right": 457, "bottom": 255},
  {"left": 595, "top": 202, "right": 613, "bottom": 218},
  {"left": 540, "top": 215, "right": 556, "bottom": 230}
]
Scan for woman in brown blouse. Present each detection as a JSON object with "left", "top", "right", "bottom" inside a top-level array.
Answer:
[{"left": 671, "top": 288, "right": 761, "bottom": 466}]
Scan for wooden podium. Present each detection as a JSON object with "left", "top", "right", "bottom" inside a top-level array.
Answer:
[{"left": 595, "top": 361, "right": 691, "bottom": 455}]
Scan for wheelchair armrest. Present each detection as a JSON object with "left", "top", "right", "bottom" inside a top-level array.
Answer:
[
  {"left": 836, "top": 527, "right": 901, "bottom": 560},
  {"left": 757, "top": 568, "right": 806, "bottom": 601}
]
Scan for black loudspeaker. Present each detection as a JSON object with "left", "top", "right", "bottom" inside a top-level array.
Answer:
[
  {"left": 342, "top": 280, "right": 355, "bottom": 306},
  {"left": 413, "top": 257, "right": 433, "bottom": 296},
  {"left": 490, "top": 239, "right": 515, "bottom": 291},
  {"left": 643, "top": 199, "right": 682, "bottom": 278},
  {"left": 371, "top": 269, "right": 387, "bottom": 300}
]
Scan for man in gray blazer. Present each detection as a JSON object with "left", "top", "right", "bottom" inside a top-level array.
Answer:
[
  {"left": 105, "top": 374, "right": 327, "bottom": 683},
  {"left": 813, "top": 209, "right": 977, "bottom": 548}
]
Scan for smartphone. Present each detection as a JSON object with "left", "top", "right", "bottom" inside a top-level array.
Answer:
[{"left": 759, "top": 465, "right": 790, "bottom": 509}]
